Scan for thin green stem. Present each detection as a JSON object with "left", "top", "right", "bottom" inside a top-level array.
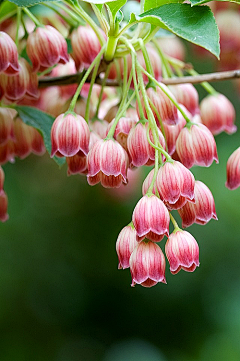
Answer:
[
  {"left": 147, "top": 146, "right": 159, "bottom": 195},
  {"left": 139, "top": 65, "right": 192, "bottom": 124},
  {"left": 132, "top": 52, "right": 145, "bottom": 120},
  {"left": 169, "top": 213, "right": 181, "bottom": 232},
  {"left": 52, "top": 1, "right": 84, "bottom": 24},
  {"left": 147, "top": 97, "right": 168, "bottom": 153},
  {"left": 138, "top": 38, "right": 154, "bottom": 78},
  {"left": 85, "top": 56, "right": 102, "bottom": 123},
  {"left": 146, "top": 126, "right": 171, "bottom": 162},
  {"left": 23, "top": 7, "right": 42, "bottom": 27},
  {"left": 38, "top": 64, "right": 57, "bottom": 77},
  {"left": 152, "top": 38, "right": 173, "bottom": 78},
  {"left": 68, "top": 46, "right": 106, "bottom": 114},
  {"left": 42, "top": 3, "right": 77, "bottom": 27},
  {"left": 65, "top": 1, "right": 105, "bottom": 45},
  {"left": 188, "top": 69, "right": 218, "bottom": 95},
  {"left": 91, "top": 4, "right": 109, "bottom": 34}
]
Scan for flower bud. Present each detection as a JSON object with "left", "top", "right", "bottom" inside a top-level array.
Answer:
[
  {"left": 0, "top": 190, "right": 8, "bottom": 222},
  {"left": 0, "top": 31, "right": 19, "bottom": 74},
  {"left": 116, "top": 224, "right": 138, "bottom": 269},
  {"left": 87, "top": 139, "right": 128, "bottom": 188},
  {"left": 132, "top": 194, "right": 170, "bottom": 242},
  {"left": 0, "top": 58, "right": 39, "bottom": 101},
  {"left": 71, "top": 26, "right": 102, "bottom": 70},
  {"left": 127, "top": 122, "right": 165, "bottom": 167},
  {"left": 165, "top": 230, "right": 199, "bottom": 274},
  {"left": 27, "top": 25, "right": 69, "bottom": 72},
  {"left": 200, "top": 94, "right": 236, "bottom": 135},
  {"left": 176, "top": 123, "right": 218, "bottom": 168},
  {"left": 51, "top": 112, "right": 90, "bottom": 158},
  {"left": 129, "top": 241, "right": 166, "bottom": 287},
  {"left": 226, "top": 147, "right": 240, "bottom": 190},
  {"left": 178, "top": 180, "right": 218, "bottom": 227},
  {"left": 156, "top": 160, "right": 195, "bottom": 209},
  {"left": 169, "top": 84, "right": 200, "bottom": 116},
  {"left": 51, "top": 57, "right": 77, "bottom": 98}
]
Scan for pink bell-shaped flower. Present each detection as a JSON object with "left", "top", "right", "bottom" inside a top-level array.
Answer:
[
  {"left": 0, "top": 108, "right": 14, "bottom": 145},
  {"left": 165, "top": 230, "right": 199, "bottom": 274},
  {"left": 178, "top": 180, "right": 218, "bottom": 228},
  {"left": 143, "top": 85, "right": 179, "bottom": 125},
  {"left": 127, "top": 122, "right": 165, "bottom": 167},
  {"left": 200, "top": 93, "right": 237, "bottom": 135},
  {"left": 169, "top": 83, "right": 200, "bottom": 116},
  {"left": 156, "top": 160, "right": 195, "bottom": 209},
  {"left": 129, "top": 240, "right": 166, "bottom": 287},
  {"left": 87, "top": 138, "right": 128, "bottom": 188},
  {"left": 176, "top": 123, "right": 218, "bottom": 168},
  {"left": 0, "top": 58, "right": 39, "bottom": 101},
  {"left": 71, "top": 25, "right": 102, "bottom": 70},
  {"left": 107, "top": 117, "right": 137, "bottom": 151},
  {"left": 27, "top": 25, "right": 69, "bottom": 72},
  {"left": 116, "top": 224, "right": 138, "bottom": 269},
  {"left": 51, "top": 112, "right": 90, "bottom": 158},
  {"left": 0, "top": 31, "right": 19, "bottom": 75},
  {"left": 132, "top": 194, "right": 170, "bottom": 242},
  {"left": 226, "top": 147, "right": 240, "bottom": 190},
  {"left": 163, "top": 108, "right": 187, "bottom": 155}
]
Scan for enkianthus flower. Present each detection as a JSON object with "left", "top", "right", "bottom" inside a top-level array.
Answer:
[
  {"left": 226, "top": 147, "right": 240, "bottom": 190},
  {"left": 26, "top": 25, "right": 69, "bottom": 72},
  {"left": 0, "top": 108, "right": 15, "bottom": 145},
  {"left": 129, "top": 240, "right": 166, "bottom": 287},
  {"left": 51, "top": 112, "right": 90, "bottom": 158},
  {"left": 0, "top": 31, "right": 19, "bottom": 75},
  {"left": 169, "top": 83, "right": 200, "bottom": 116},
  {"left": 165, "top": 230, "right": 199, "bottom": 274},
  {"left": 200, "top": 93, "right": 236, "bottom": 135},
  {"left": 132, "top": 194, "right": 170, "bottom": 242},
  {"left": 178, "top": 180, "right": 218, "bottom": 228},
  {"left": 87, "top": 138, "right": 129, "bottom": 188},
  {"left": 176, "top": 123, "right": 218, "bottom": 168},
  {"left": 116, "top": 224, "right": 138, "bottom": 269}
]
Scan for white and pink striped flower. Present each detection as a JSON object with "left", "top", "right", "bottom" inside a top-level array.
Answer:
[
  {"left": 178, "top": 180, "right": 218, "bottom": 227},
  {"left": 116, "top": 224, "right": 138, "bottom": 269},
  {"left": 87, "top": 139, "right": 128, "bottom": 188},
  {"left": 0, "top": 31, "right": 19, "bottom": 75},
  {"left": 130, "top": 241, "right": 166, "bottom": 287},
  {"left": 226, "top": 147, "right": 240, "bottom": 190},
  {"left": 176, "top": 123, "right": 218, "bottom": 168},
  {"left": 165, "top": 230, "right": 199, "bottom": 274},
  {"left": 132, "top": 194, "right": 170, "bottom": 242}
]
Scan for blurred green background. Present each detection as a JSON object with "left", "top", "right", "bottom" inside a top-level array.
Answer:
[{"left": 1, "top": 51, "right": 240, "bottom": 361}]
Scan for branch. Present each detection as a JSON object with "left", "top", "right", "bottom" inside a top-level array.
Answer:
[{"left": 38, "top": 69, "right": 240, "bottom": 88}]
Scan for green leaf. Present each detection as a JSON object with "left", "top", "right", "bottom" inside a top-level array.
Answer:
[
  {"left": 0, "top": 1, "right": 17, "bottom": 21},
  {"left": 7, "top": 0, "right": 60, "bottom": 7},
  {"left": 14, "top": 105, "right": 65, "bottom": 166},
  {"left": 122, "top": 1, "right": 140, "bottom": 22},
  {"left": 189, "top": 0, "right": 239, "bottom": 5},
  {"left": 144, "top": 0, "right": 182, "bottom": 12},
  {"left": 106, "top": 0, "right": 126, "bottom": 22},
  {"left": 132, "top": 3, "right": 220, "bottom": 58}
]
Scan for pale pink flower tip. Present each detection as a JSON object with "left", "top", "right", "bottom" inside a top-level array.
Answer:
[
  {"left": 116, "top": 225, "right": 138, "bottom": 270},
  {"left": 132, "top": 194, "right": 170, "bottom": 242},
  {"left": 130, "top": 241, "right": 166, "bottom": 287},
  {"left": 165, "top": 230, "right": 199, "bottom": 275},
  {"left": 87, "top": 139, "right": 129, "bottom": 188},
  {"left": 51, "top": 113, "right": 90, "bottom": 158},
  {"left": 226, "top": 147, "right": 240, "bottom": 190}
]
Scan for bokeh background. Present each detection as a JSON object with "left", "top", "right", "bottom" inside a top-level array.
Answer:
[{"left": 1, "top": 33, "right": 240, "bottom": 361}]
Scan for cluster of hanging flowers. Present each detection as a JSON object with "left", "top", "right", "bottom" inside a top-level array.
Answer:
[{"left": 0, "top": 3, "right": 239, "bottom": 288}]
